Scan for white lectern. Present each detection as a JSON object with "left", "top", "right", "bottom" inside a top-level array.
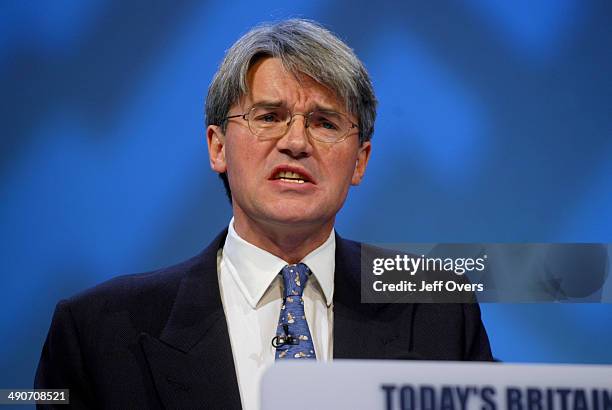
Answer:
[{"left": 261, "top": 360, "right": 612, "bottom": 410}]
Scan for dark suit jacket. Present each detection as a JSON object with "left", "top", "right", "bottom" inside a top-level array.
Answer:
[{"left": 35, "top": 230, "right": 493, "bottom": 409}]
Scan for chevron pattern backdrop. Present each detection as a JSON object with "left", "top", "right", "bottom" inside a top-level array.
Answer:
[{"left": 1, "top": 0, "right": 611, "bottom": 389}]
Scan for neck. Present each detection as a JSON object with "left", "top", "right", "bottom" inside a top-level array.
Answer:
[{"left": 232, "top": 212, "right": 334, "bottom": 264}]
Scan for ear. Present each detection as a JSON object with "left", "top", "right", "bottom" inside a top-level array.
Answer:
[
  {"left": 206, "top": 125, "right": 227, "bottom": 173},
  {"left": 351, "top": 141, "right": 371, "bottom": 185}
]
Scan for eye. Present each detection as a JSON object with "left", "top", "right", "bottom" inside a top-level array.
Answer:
[
  {"left": 311, "top": 112, "right": 341, "bottom": 131},
  {"left": 321, "top": 120, "right": 338, "bottom": 130},
  {"left": 251, "top": 106, "right": 288, "bottom": 124},
  {"left": 254, "top": 112, "right": 280, "bottom": 122}
]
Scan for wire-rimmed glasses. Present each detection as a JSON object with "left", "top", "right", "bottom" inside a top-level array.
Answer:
[{"left": 221, "top": 105, "right": 358, "bottom": 143}]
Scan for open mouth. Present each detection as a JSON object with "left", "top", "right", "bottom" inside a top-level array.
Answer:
[{"left": 272, "top": 170, "right": 310, "bottom": 184}]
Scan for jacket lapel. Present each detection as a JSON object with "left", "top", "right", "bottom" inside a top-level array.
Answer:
[
  {"left": 333, "top": 235, "right": 417, "bottom": 360},
  {"left": 140, "top": 229, "right": 242, "bottom": 409},
  {"left": 139, "top": 230, "right": 418, "bottom": 409}
]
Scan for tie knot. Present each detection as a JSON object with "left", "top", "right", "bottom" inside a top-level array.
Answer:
[{"left": 280, "top": 263, "right": 310, "bottom": 298}]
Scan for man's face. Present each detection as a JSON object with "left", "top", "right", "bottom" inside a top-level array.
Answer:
[{"left": 207, "top": 57, "right": 371, "bottom": 231}]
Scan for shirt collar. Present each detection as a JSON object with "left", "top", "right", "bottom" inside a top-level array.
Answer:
[{"left": 222, "top": 218, "right": 335, "bottom": 308}]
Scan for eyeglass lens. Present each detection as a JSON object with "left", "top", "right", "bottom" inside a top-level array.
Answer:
[{"left": 248, "top": 106, "right": 351, "bottom": 142}]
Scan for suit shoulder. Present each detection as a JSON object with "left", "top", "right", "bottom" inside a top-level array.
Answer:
[
  {"left": 337, "top": 235, "right": 394, "bottom": 258},
  {"left": 337, "top": 235, "right": 411, "bottom": 259},
  {"left": 64, "top": 252, "right": 207, "bottom": 317}
]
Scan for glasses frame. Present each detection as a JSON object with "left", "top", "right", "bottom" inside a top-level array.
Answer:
[{"left": 220, "top": 106, "right": 359, "bottom": 144}]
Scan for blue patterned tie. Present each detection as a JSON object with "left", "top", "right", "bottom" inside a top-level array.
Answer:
[{"left": 275, "top": 263, "right": 316, "bottom": 360}]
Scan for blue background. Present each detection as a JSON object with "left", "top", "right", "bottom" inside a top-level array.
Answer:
[{"left": 1, "top": 0, "right": 611, "bottom": 390}]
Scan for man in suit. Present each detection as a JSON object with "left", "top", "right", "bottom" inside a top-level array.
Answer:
[{"left": 36, "top": 19, "right": 493, "bottom": 409}]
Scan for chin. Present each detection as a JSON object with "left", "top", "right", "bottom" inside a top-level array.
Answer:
[
  {"left": 267, "top": 213, "right": 321, "bottom": 226},
  {"left": 262, "top": 207, "right": 327, "bottom": 227}
]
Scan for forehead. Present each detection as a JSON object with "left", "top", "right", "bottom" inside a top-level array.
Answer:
[{"left": 243, "top": 57, "right": 345, "bottom": 112}]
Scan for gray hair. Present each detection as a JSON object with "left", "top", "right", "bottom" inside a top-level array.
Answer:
[{"left": 205, "top": 19, "right": 377, "bottom": 200}]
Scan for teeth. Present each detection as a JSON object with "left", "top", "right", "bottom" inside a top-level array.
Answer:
[
  {"left": 280, "top": 177, "right": 305, "bottom": 184},
  {"left": 275, "top": 170, "right": 307, "bottom": 183},
  {"left": 278, "top": 171, "right": 302, "bottom": 179}
]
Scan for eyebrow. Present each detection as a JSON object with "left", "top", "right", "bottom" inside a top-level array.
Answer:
[
  {"left": 251, "top": 100, "right": 283, "bottom": 108},
  {"left": 251, "top": 100, "right": 342, "bottom": 113}
]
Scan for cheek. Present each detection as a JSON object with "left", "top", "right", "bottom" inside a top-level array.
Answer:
[
  {"left": 225, "top": 137, "right": 273, "bottom": 191},
  {"left": 226, "top": 139, "right": 254, "bottom": 175},
  {"left": 320, "top": 151, "right": 358, "bottom": 192},
  {"left": 334, "top": 148, "right": 359, "bottom": 177}
]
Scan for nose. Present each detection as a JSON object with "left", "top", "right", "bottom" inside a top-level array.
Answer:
[{"left": 276, "top": 113, "right": 313, "bottom": 158}]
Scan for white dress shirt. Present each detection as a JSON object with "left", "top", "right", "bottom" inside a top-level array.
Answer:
[{"left": 217, "top": 218, "right": 335, "bottom": 410}]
